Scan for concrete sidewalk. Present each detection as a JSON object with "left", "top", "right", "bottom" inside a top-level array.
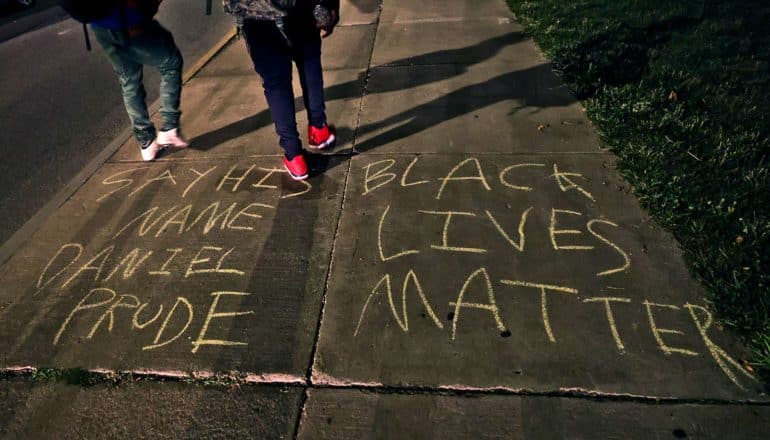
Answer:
[{"left": 1, "top": 0, "right": 768, "bottom": 438}]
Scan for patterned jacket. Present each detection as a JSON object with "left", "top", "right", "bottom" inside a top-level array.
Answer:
[
  {"left": 222, "top": 0, "right": 287, "bottom": 21},
  {"left": 222, "top": 1, "right": 339, "bottom": 19}
]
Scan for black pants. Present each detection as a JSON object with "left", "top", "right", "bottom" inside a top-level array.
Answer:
[{"left": 243, "top": 17, "right": 327, "bottom": 159}]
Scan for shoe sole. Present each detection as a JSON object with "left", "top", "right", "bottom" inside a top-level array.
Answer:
[
  {"left": 309, "top": 134, "right": 336, "bottom": 150},
  {"left": 158, "top": 142, "right": 189, "bottom": 149},
  {"left": 283, "top": 163, "right": 308, "bottom": 181},
  {"left": 141, "top": 146, "right": 164, "bottom": 162}
]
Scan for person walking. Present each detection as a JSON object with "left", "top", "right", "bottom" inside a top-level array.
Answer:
[
  {"left": 223, "top": 0, "right": 339, "bottom": 180},
  {"left": 61, "top": 0, "right": 189, "bottom": 161}
]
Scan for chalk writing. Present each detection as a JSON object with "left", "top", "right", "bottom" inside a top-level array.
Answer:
[
  {"left": 184, "top": 246, "right": 244, "bottom": 278},
  {"left": 25, "top": 154, "right": 758, "bottom": 393},
  {"left": 96, "top": 167, "right": 150, "bottom": 202},
  {"left": 111, "top": 202, "right": 274, "bottom": 239},
  {"left": 499, "top": 280, "right": 578, "bottom": 343},
  {"left": 401, "top": 157, "right": 429, "bottom": 188},
  {"left": 450, "top": 268, "right": 507, "bottom": 340},
  {"left": 38, "top": 243, "right": 248, "bottom": 289},
  {"left": 96, "top": 164, "right": 314, "bottom": 202},
  {"left": 549, "top": 209, "right": 594, "bottom": 251},
  {"left": 419, "top": 210, "right": 487, "bottom": 254},
  {"left": 183, "top": 166, "right": 218, "bottom": 198},
  {"left": 362, "top": 159, "right": 396, "bottom": 196},
  {"left": 218, "top": 164, "right": 256, "bottom": 192},
  {"left": 378, "top": 205, "right": 419, "bottom": 261},
  {"left": 147, "top": 248, "right": 183, "bottom": 276},
  {"left": 552, "top": 164, "right": 595, "bottom": 202},
  {"left": 20, "top": 158, "right": 331, "bottom": 364},
  {"left": 685, "top": 303, "right": 757, "bottom": 390},
  {"left": 53, "top": 287, "right": 255, "bottom": 353},
  {"left": 129, "top": 169, "right": 177, "bottom": 198},
  {"left": 499, "top": 163, "right": 545, "bottom": 192},
  {"left": 643, "top": 301, "right": 699, "bottom": 357},
  {"left": 143, "top": 297, "right": 193, "bottom": 351},
  {"left": 348, "top": 156, "right": 757, "bottom": 390},
  {"left": 436, "top": 157, "right": 491, "bottom": 200},
  {"left": 354, "top": 270, "right": 443, "bottom": 336},
  {"left": 192, "top": 291, "right": 255, "bottom": 353},
  {"left": 583, "top": 296, "right": 631, "bottom": 351},
  {"left": 587, "top": 219, "right": 631, "bottom": 277},
  {"left": 484, "top": 208, "right": 531, "bottom": 252}
]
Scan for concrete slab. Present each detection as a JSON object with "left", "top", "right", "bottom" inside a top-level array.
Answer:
[
  {"left": 297, "top": 389, "right": 770, "bottom": 439},
  {"left": 196, "top": 24, "right": 377, "bottom": 78},
  {"left": 340, "top": 0, "right": 382, "bottom": 26},
  {"left": 379, "top": 0, "right": 515, "bottom": 24},
  {"left": 0, "top": 380, "right": 301, "bottom": 439},
  {"left": 111, "top": 68, "right": 365, "bottom": 161},
  {"left": 313, "top": 153, "right": 765, "bottom": 400},
  {"left": 371, "top": 20, "right": 525, "bottom": 67},
  {"left": 0, "top": 156, "right": 346, "bottom": 375},
  {"left": 355, "top": 63, "right": 599, "bottom": 154}
]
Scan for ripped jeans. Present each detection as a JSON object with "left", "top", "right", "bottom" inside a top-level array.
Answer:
[{"left": 92, "top": 21, "right": 183, "bottom": 145}]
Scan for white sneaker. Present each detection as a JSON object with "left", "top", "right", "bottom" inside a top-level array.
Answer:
[
  {"left": 157, "top": 128, "right": 189, "bottom": 148},
  {"left": 140, "top": 139, "right": 163, "bottom": 162}
]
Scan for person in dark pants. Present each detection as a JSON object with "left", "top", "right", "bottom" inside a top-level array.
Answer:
[
  {"left": 224, "top": 0, "right": 339, "bottom": 180},
  {"left": 90, "top": 0, "right": 189, "bottom": 161}
]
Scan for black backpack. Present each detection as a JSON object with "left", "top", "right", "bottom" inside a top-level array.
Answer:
[
  {"left": 59, "top": 0, "right": 121, "bottom": 23},
  {"left": 59, "top": 0, "right": 165, "bottom": 23},
  {"left": 59, "top": 0, "right": 166, "bottom": 50}
]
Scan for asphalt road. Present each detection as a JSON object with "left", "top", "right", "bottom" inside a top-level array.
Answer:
[{"left": 0, "top": 1, "right": 234, "bottom": 246}]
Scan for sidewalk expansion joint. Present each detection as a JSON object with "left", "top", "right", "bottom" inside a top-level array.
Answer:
[
  {"left": 3, "top": 366, "right": 768, "bottom": 407},
  {"left": 336, "top": 23, "right": 378, "bottom": 29},
  {"left": 357, "top": 151, "right": 612, "bottom": 156},
  {"left": 387, "top": 16, "right": 516, "bottom": 25},
  {"left": 1, "top": 366, "right": 307, "bottom": 387},
  {"left": 309, "top": 381, "right": 770, "bottom": 407},
  {"left": 292, "top": 3, "right": 384, "bottom": 438}
]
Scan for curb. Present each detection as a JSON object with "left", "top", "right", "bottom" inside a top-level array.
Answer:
[{"left": 0, "top": 27, "right": 237, "bottom": 267}]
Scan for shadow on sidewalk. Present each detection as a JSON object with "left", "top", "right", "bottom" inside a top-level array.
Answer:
[
  {"left": 353, "top": 62, "right": 574, "bottom": 153},
  {"left": 188, "top": 31, "right": 528, "bottom": 153}
]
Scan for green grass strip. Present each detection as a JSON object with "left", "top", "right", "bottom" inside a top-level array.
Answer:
[{"left": 506, "top": 0, "right": 769, "bottom": 383}]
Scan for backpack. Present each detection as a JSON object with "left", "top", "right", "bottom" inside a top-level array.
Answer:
[
  {"left": 59, "top": 0, "right": 119, "bottom": 23},
  {"left": 223, "top": 0, "right": 298, "bottom": 20},
  {"left": 59, "top": 0, "right": 162, "bottom": 50},
  {"left": 59, "top": 0, "right": 163, "bottom": 23}
]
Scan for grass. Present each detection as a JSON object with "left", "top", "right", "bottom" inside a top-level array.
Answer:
[{"left": 506, "top": 0, "right": 769, "bottom": 382}]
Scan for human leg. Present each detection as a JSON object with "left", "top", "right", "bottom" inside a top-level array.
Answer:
[
  {"left": 242, "top": 19, "right": 304, "bottom": 160},
  {"left": 92, "top": 27, "right": 156, "bottom": 147},
  {"left": 292, "top": 27, "right": 334, "bottom": 149},
  {"left": 293, "top": 31, "right": 326, "bottom": 129},
  {"left": 123, "top": 21, "right": 187, "bottom": 148}
]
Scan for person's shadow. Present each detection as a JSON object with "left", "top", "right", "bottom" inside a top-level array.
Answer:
[
  {"left": 353, "top": 63, "right": 574, "bottom": 153},
  {"left": 188, "top": 31, "right": 528, "bottom": 152}
]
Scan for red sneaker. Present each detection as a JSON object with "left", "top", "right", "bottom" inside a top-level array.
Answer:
[
  {"left": 308, "top": 123, "right": 336, "bottom": 150},
  {"left": 282, "top": 153, "right": 309, "bottom": 180}
]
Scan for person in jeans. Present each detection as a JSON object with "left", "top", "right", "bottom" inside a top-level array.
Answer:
[
  {"left": 90, "top": 0, "right": 188, "bottom": 161},
  {"left": 224, "top": 0, "right": 339, "bottom": 180}
]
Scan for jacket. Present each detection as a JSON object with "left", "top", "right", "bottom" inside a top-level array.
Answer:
[
  {"left": 91, "top": 0, "right": 161, "bottom": 30},
  {"left": 222, "top": 0, "right": 286, "bottom": 21},
  {"left": 222, "top": 0, "right": 339, "bottom": 21}
]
